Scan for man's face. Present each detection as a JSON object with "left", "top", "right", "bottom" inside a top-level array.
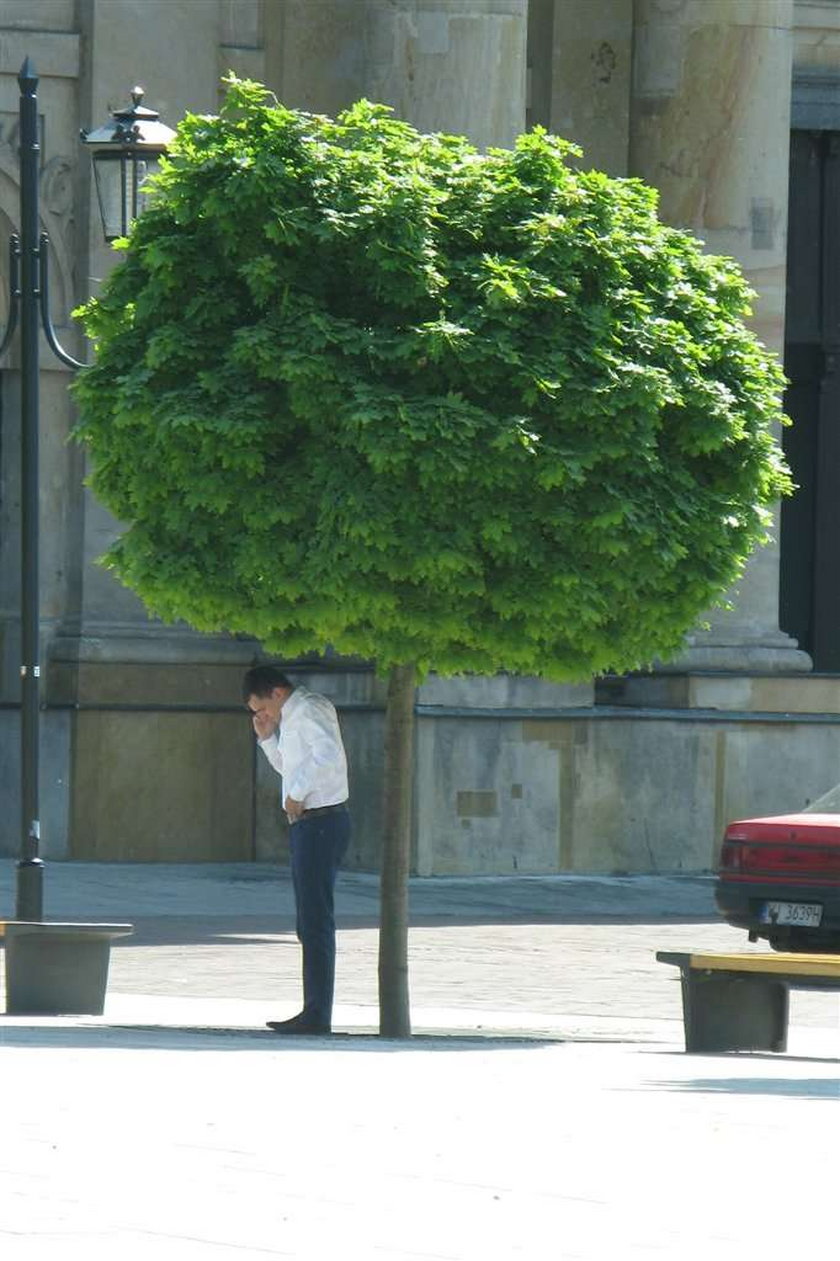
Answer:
[{"left": 246, "top": 687, "right": 287, "bottom": 725}]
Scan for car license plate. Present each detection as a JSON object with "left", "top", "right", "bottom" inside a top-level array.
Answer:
[{"left": 759, "top": 901, "right": 823, "bottom": 928}]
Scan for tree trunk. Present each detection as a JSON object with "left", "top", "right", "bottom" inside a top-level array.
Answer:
[{"left": 378, "top": 661, "right": 417, "bottom": 1037}]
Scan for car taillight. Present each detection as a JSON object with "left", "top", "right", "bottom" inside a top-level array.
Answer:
[
  {"left": 720, "top": 839, "right": 743, "bottom": 871},
  {"left": 721, "top": 839, "right": 840, "bottom": 878}
]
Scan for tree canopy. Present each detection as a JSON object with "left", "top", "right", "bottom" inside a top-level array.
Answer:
[{"left": 73, "top": 75, "right": 790, "bottom": 680}]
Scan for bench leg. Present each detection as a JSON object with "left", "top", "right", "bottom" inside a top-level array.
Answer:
[{"left": 680, "top": 970, "right": 789, "bottom": 1053}]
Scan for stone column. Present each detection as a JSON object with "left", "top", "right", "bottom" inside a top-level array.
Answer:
[
  {"left": 629, "top": 0, "right": 810, "bottom": 672},
  {"left": 42, "top": 0, "right": 261, "bottom": 861},
  {"left": 542, "top": 0, "right": 634, "bottom": 177},
  {"left": 264, "top": 0, "right": 527, "bottom": 149},
  {"left": 68, "top": 0, "right": 226, "bottom": 666}
]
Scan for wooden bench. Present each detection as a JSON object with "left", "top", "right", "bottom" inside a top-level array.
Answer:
[
  {"left": 657, "top": 950, "right": 840, "bottom": 1053},
  {"left": 0, "top": 921, "right": 134, "bottom": 1015}
]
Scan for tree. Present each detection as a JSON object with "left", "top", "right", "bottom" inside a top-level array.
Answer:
[{"left": 73, "top": 77, "right": 790, "bottom": 1036}]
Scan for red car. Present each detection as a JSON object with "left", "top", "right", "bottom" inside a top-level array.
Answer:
[{"left": 715, "top": 787, "right": 840, "bottom": 952}]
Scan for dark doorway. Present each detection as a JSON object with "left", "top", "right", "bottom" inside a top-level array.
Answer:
[{"left": 781, "top": 131, "right": 840, "bottom": 669}]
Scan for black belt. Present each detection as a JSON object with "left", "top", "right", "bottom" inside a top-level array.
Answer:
[{"left": 300, "top": 802, "right": 348, "bottom": 819}]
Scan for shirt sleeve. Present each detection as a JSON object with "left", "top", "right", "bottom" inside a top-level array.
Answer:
[
  {"left": 286, "top": 697, "right": 346, "bottom": 803},
  {"left": 258, "top": 732, "right": 283, "bottom": 775}
]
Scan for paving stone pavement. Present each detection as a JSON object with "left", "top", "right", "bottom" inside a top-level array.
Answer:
[{"left": 0, "top": 861, "right": 837, "bottom": 1259}]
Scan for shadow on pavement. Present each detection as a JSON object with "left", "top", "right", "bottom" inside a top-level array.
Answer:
[
  {"left": 116, "top": 912, "right": 719, "bottom": 948},
  {"left": 0, "top": 1024, "right": 562, "bottom": 1053},
  {"left": 644, "top": 1075, "right": 839, "bottom": 1099}
]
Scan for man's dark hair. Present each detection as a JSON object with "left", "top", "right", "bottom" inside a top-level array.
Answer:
[{"left": 242, "top": 665, "right": 294, "bottom": 701}]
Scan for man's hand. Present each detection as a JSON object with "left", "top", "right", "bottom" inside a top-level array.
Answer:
[
  {"left": 285, "top": 795, "right": 305, "bottom": 823},
  {"left": 252, "top": 711, "right": 278, "bottom": 741}
]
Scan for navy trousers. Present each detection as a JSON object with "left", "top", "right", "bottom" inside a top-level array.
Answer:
[{"left": 289, "top": 808, "right": 351, "bottom": 1027}]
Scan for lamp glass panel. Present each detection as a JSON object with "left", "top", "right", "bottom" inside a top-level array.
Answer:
[
  {"left": 129, "top": 155, "right": 157, "bottom": 218},
  {"left": 92, "top": 153, "right": 127, "bottom": 241},
  {"left": 92, "top": 152, "right": 160, "bottom": 242}
]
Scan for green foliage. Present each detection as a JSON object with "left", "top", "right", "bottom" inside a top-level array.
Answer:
[{"left": 73, "top": 76, "right": 790, "bottom": 679}]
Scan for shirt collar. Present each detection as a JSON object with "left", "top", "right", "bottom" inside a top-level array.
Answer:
[{"left": 281, "top": 686, "right": 308, "bottom": 718}]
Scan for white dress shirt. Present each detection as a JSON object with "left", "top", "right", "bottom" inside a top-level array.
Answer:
[{"left": 258, "top": 686, "right": 349, "bottom": 809}]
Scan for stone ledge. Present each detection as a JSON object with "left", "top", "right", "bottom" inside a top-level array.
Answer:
[
  {"left": 597, "top": 672, "right": 840, "bottom": 714},
  {"left": 0, "top": 31, "right": 80, "bottom": 78},
  {"left": 418, "top": 675, "right": 593, "bottom": 709}
]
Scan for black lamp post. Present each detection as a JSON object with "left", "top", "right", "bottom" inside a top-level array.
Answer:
[{"left": 0, "top": 59, "right": 173, "bottom": 921}]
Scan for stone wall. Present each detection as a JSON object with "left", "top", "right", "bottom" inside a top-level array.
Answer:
[{"left": 413, "top": 675, "right": 840, "bottom": 875}]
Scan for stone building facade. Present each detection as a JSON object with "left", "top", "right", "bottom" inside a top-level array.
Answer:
[{"left": 1, "top": 0, "right": 839, "bottom": 873}]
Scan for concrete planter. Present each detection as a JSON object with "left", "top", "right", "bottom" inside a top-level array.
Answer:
[{"left": 2, "top": 922, "right": 134, "bottom": 1015}]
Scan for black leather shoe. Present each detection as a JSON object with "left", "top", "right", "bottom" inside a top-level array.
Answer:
[{"left": 266, "top": 1013, "right": 331, "bottom": 1035}]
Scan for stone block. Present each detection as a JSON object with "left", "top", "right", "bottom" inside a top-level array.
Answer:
[
  {"left": 70, "top": 710, "right": 252, "bottom": 861},
  {"left": 415, "top": 713, "right": 562, "bottom": 874}
]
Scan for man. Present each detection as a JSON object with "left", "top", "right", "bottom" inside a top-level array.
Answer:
[{"left": 243, "top": 664, "right": 351, "bottom": 1035}]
